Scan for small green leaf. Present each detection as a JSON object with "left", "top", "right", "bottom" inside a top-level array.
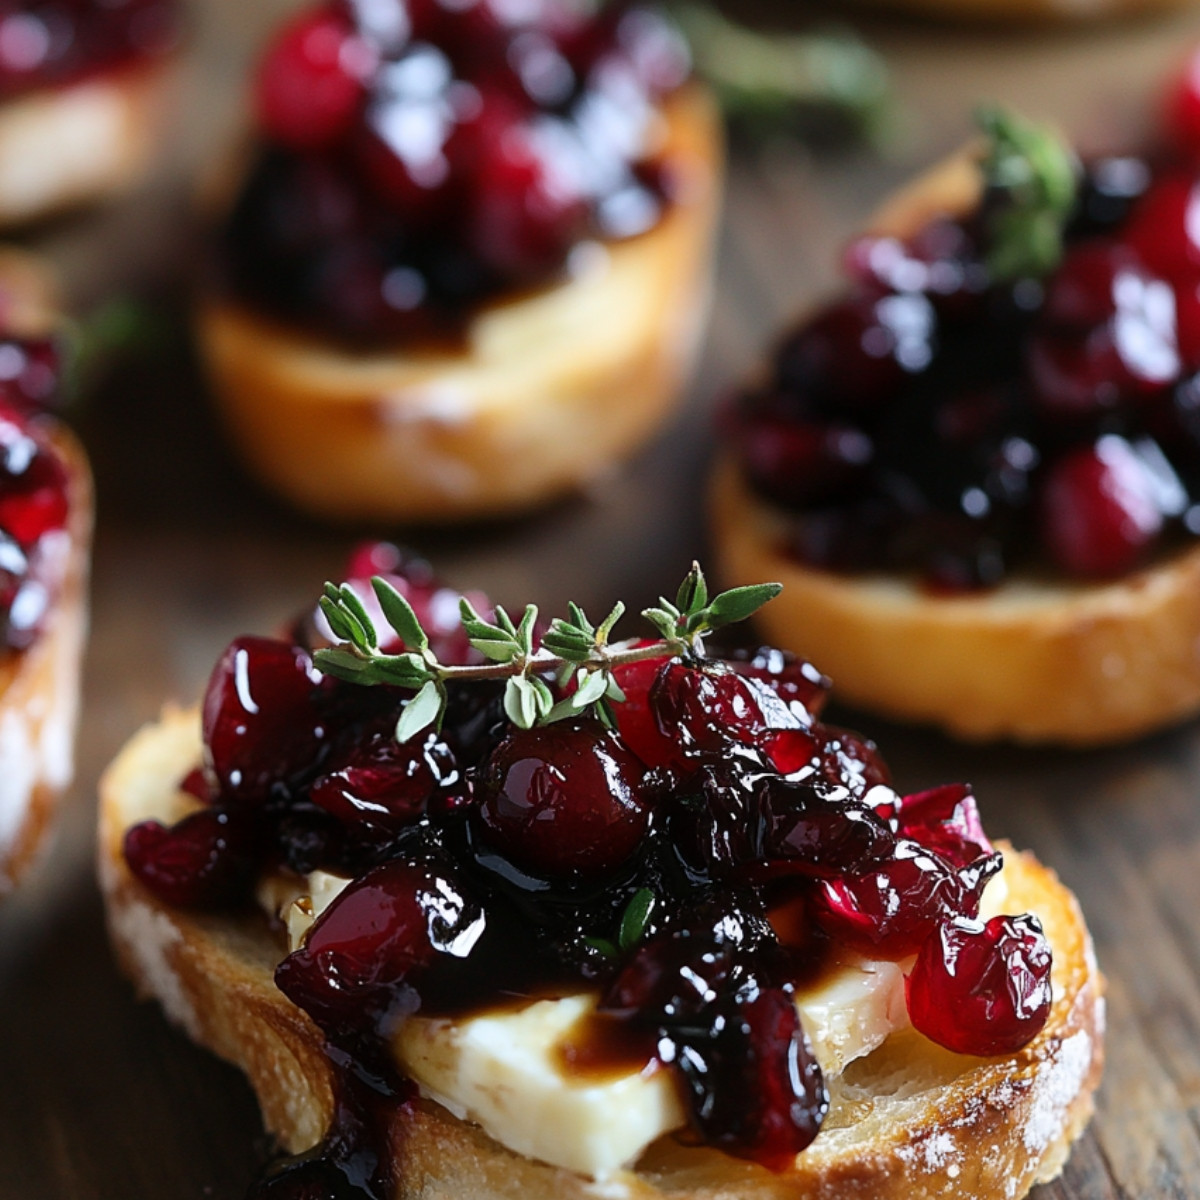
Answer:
[
  {"left": 504, "top": 676, "right": 539, "bottom": 728},
  {"left": 529, "top": 675, "right": 555, "bottom": 720},
  {"left": 573, "top": 668, "right": 609, "bottom": 709},
  {"left": 318, "top": 596, "right": 364, "bottom": 649},
  {"left": 494, "top": 606, "right": 519, "bottom": 638},
  {"left": 605, "top": 675, "right": 627, "bottom": 703},
  {"left": 396, "top": 680, "right": 443, "bottom": 743},
  {"left": 596, "top": 601, "right": 625, "bottom": 644},
  {"left": 595, "top": 697, "right": 617, "bottom": 730},
  {"left": 372, "top": 578, "right": 427, "bottom": 652},
  {"left": 473, "top": 639, "right": 522, "bottom": 664},
  {"left": 517, "top": 604, "right": 539, "bottom": 657},
  {"left": 642, "top": 606, "right": 679, "bottom": 640},
  {"left": 337, "top": 584, "right": 379, "bottom": 651},
  {"left": 566, "top": 601, "right": 595, "bottom": 638},
  {"left": 543, "top": 696, "right": 580, "bottom": 724},
  {"left": 619, "top": 888, "right": 656, "bottom": 952},
  {"left": 541, "top": 630, "right": 594, "bottom": 662},
  {"left": 314, "top": 646, "right": 372, "bottom": 677},
  {"left": 675, "top": 562, "right": 709, "bottom": 618},
  {"left": 583, "top": 937, "right": 618, "bottom": 959},
  {"left": 701, "top": 582, "right": 783, "bottom": 629}
]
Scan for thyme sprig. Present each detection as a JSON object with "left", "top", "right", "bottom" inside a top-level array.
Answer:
[
  {"left": 977, "top": 105, "right": 1078, "bottom": 282},
  {"left": 314, "top": 563, "right": 781, "bottom": 744}
]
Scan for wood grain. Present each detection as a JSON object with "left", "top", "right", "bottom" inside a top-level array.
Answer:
[{"left": 4, "top": 0, "right": 1200, "bottom": 1196}]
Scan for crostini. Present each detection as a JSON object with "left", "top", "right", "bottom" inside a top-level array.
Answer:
[
  {"left": 100, "top": 549, "right": 1102, "bottom": 1198},
  {"left": 197, "top": 0, "right": 721, "bottom": 523},
  {"left": 0, "top": 0, "right": 180, "bottom": 226},
  {"left": 714, "top": 99, "right": 1200, "bottom": 745},
  {"left": 0, "top": 250, "right": 91, "bottom": 891}
]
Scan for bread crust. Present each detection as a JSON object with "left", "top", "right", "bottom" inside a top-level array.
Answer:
[
  {"left": 0, "top": 423, "right": 92, "bottom": 891},
  {"left": 710, "top": 137, "right": 1200, "bottom": 744},
  {"left": 195, "top": 84, "right": 722, "bottom": 523},
  {"left": 0, "top": 59, "right": 173, "bottom": 227},
  {"left": 99, "top": 707, "right": 1104, "bottom": 1199}
]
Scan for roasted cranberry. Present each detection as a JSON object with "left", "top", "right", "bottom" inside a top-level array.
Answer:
[
  {"left": 891, "top": 783, "right": 992, "bottom": 869},
  {"left": 310, "top": 727, "right": 459, "bottom": 831},
  {"left": 1040, "top": 436, "right": 1165, "bottom": 576},
  {"left": 736, "top": 414, "right": 873, "bottom": 510},
  {"left": 1124, "top": 171, "right": 1200, "bottom": 284},
  {"left": 276, "top": 858, "right": 486, "bottom": 1039},
  {"left": 0, "top": 445, "right": 68, "bottom": 546},
  {"left": 201, "top": 637, "right": 327, "bottom": 805},
  {"left": 816, "top": 841, "right": 1000, "bottom": 958},
  {"left": 775, "top": 291, "right": 936, "bottom": 416},
  {"left": 906, "top": 914, "right": 1053, "bottom": 1056},
  {"left": 1166, "top": 46, "right": 1200, "bottom": 162},
  {"left": 1041, "top": 241, "right": 1143, "bottom": 331},
  {"left": 256, "top": 5, "right": 372, "bottom": 150},
  {"left": 475, "top": 719, "right": 648, "bottom": 881},
  {"left": 123, "top": 808, "right": 259, "bottom": 910}
]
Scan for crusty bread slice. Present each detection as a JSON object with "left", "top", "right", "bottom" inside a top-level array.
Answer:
[
  {"left": 0, "top": 422, "right": 92, "bottom": 892},
  {"left": 710, "top": 139, "right": 1200, "bottom": 745},
  {"left": 0, "top": 60, "right": 173, "bottom": 227},
  {"left": 195, "top": 83, "right": 722, "bottom": 523},
  {"left": 99, "top": 705, "right": 1104, "bottom": 1199}
]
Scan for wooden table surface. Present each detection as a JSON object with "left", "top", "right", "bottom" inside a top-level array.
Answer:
[{"left": 6, "top": 1, "right": 1200, "bottom": 1195}]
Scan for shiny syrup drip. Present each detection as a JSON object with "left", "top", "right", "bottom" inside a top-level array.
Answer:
[
  {"left": 118, "top": 550, "right": 1053, "bottom": 1199},
  {"left": 218, "top": 0, "right": 687, "bottom": 347},
  {"left": 0, "top": 0, "right": 181, "bottom": 101},
  {"left": 730, "top": 150, "right": 1200, "bottom": 589}
]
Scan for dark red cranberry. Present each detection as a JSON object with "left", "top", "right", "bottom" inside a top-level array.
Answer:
[
  {"left": 123, "top": 808, "right": 259, "bottom": 910},
  {"left": 726, "top": 647, "right": 830, "bottom": 723},
  {"left": 475, "top": 719, "right": 648, "bottom": 881},
  {"left": 906, "top": 914, "right": 1053, "bottom": 1056},
  {"left": 816, "top": 842, "right": 1000, "bottom": 958},
  {"left": 775, "top": 291, "right": 936, "bottom": 416},
  {"left": 256, "top": 5, "right": 371, "bottom": 150},
  {"left": 1040, "top": 436, "right": 1164, "bottom": 576},
  {"left": 1041, "top": 241, "right": 1142, "bottom": 331},
  {"left": 675, "top": 986, "right": 827, "bottom": 1169},
  {"left": 816, "top": 726, "right": 891, "bottom": 797},
  {"left": 736, "top": 414, "right": 873, "bottom": 510},
  {"left": 0, "top": 447, "right": 68, "bottom": 546},
  {"left": 464, "top": 114, "right": 590, "bottom": 280},
  {"left": 309, "top": 727, "right": 459, "bottom": 831},
  {"left": 890, "top": 783, "right": 992, "bottom": 869},
  {"left": 275, "top": 858, "right": 486, "bottom": 1038},
  {"left": 1165, "top": 46, "right": 1200, "bottom": 162},
  {"left": 1124, "top": 171, "right": 1200, "bottom": 283},
  {"left": 201, "top": 636, "right": 327, "bottom": 805},
  {"left": 609, "top": 649, "right": 674, "bottom": 769}
]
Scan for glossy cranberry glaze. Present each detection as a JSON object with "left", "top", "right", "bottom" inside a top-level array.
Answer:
[
  {"left": 121, "top": 546, "right": 1053, "bottom": 1196},
  {"left": 0, "top": 336, "right": 73, "bottom": 650},
  {"left": 729, "top": 128, "right": 1200, "bottom": 589},
  {"left": 219, "top": 0, "right": 688, "bottom": 345},
  {"left": 0, "top": 0, "right": 180, "bottom": 101}
]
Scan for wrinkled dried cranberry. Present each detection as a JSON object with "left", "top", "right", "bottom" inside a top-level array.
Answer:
[
  {"left": 123, "top": 808, "right": 259, "bottom": 909},
  {"left": 906, "top": 914, "right": 1053, "bottom": 1055},
  {"left": 475, "top": 719, "right": 648, "bottom": 881},
  {"left": 889, "top": 783, "right": 993, "bottom": 869},
  {"left": 201, "top": 636, "right": 327, "bottom": 805},
  {"left": 276, "top": 858, "right": 487, "bottom": 1040},
  {"left": 725, "top": 646, "right": 830, "bottom": 721}
]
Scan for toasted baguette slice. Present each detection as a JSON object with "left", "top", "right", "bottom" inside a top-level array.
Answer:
[
  {"left": 100, "top": 706, "right": 1104, "bottom": 1200},
  {"left": 0, "top": 60, "right": 173, "bottom": 227},
  {"left": 195, "top": 84, "right": 721, "bottom": 523},
  {"left": 0, "top": 422, "right": 91, "bottom": 892},
  {"left": 711, "top": 140, "right": 1200, "bottom": 745}
]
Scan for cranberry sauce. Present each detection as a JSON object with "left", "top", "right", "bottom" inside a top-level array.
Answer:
[
  {"left": 0, "top": 1, "right": 181, "bottom": 102},
  {"left": 218, "top": 0, "right": 689, "bottom": 346},
  {"left": 728, "top": 108, "right": 1200, "bottom": 590},
  {"left": 0, "top": 335, "right": 72, "bottom": 650},
  {"left": 121, "top": 545, "right": 1053, "bottom": 1197}
]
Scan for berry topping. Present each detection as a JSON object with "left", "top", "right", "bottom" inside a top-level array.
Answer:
[
  {"left": 223, "top": 0, "right": 685, "bottom": 344},
  {"left": 125, "top": 554, "right": 1052, "bottom": 1191},
  {"left": 906, "top": 914, "right": 1053, "bottom": 1056},
  {"left": 475, "top": 719, "right": 648, "bottom": 881}
]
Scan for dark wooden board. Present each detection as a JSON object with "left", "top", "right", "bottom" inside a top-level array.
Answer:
[{"left": 5, "top": 0, "right": 1200, "bottom": 1195}]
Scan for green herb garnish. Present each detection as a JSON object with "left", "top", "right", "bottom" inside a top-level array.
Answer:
[{"left": 315, "top": 562, "right": 781, "bottom": 744}]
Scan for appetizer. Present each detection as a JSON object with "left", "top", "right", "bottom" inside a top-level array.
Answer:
[
  {"left": 715, "top": 100, "right": 1200, "bottom": 744},
  {"left": 101, "top": 548, "right": 1102, "bottom": 1198},
  {"left": 198, "top": 0, "right": 721, "bottom": 522}
]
